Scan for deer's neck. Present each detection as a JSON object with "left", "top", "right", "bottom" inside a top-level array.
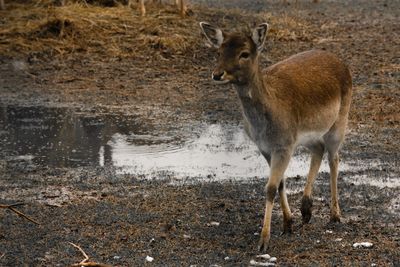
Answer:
[
  {"left": 234, "top": 66, "right": 271, "bottom": 107},
  {"left": 234, "top": 67, "right": 277, "bottom": 147}
]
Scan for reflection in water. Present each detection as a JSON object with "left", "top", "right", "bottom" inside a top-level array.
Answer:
[
  {"left": 108, "top": 124, "right": 334, "bottom": 180},
  {"left": 0, "top": 106, "right": 398, "bottom": 188},
  {"left": 0, "top": 105, "right": 141, "bottom": 168}
]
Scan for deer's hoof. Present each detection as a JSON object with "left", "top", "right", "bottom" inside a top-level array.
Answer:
[
  {"left": 330, "top": 214, "right": 341, "bottom": 223},
  {"left": 300, "top": 196, "right": 313, "bottom": 224},
  {"left": 257, "top": 234, "right": 270, "bottom": 252},
  {"left": 283, "top": 217, "right": 293, "bottom": 234}
]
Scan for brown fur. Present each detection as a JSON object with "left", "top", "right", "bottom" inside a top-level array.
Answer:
[{"left": 200, "top": 23, "right": 352, "bottom": 252}]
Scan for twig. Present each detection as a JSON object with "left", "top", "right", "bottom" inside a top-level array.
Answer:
[
  {"left": 68, "top": 242, "right": 111, "bottom": 267},
  {"left": 0, "top": 203, "right": 25, "bottom": 208},
  {"left": 0, "top": 203, "right": 40, "bottom": 225}
]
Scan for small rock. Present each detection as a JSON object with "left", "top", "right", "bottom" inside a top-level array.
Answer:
[
  {"left": 326, "top": 230, "right": 333, "bottom": 234},
  {"left": 145, "top": 255, "right": 154, "bottom": 262},
  {"left": 256, "top": 254, "right": 271, "bottom": 260},
  {"left": 335, "top": 238, "right": 343, "bottom": 242},
  {"left": 250, "top": 259, "right": 275, "bottom": 266},
  {"left": 208, "top": 221, "right": 220, "bottom": 226},
  {"left": 113, "top": 255, "right": 121, "bottom": 260},
  {"left": 353, "top": 242, "right": 373, "bottom": 248},
  {"left": 224, "top": 256, "right": 230, "bottom": 260},
  {"left": 269, "top": 257, "right": 277, "bottom": 263},
  {"left": 183, "top": 234, "right": 191, "bottom": 239}
]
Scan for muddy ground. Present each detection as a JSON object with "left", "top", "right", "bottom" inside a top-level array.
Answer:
[{"left": 0, "top": 0, "right": 399, "bottom": 266}]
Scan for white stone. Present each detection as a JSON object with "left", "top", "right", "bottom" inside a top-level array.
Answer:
[
  {"left": 250, "top": 259, "right": 275, "bottom": 266},
  {"left": 353, "top": 242, "right": 373, "bottom": 248},
  {"left": 256, "top": 254, "right": 271, "bottom": 260},
  {"left": 269, "top": 257, "right": 277, "bottom": 262},
  {"left": 145, "top": 256, "right": 154, "bottom": 262}
]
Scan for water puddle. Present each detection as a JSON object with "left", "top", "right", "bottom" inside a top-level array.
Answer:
[
  {"left": 108, "top": 123, "right": 335, "bottom": 181},
  {"left": 1, "top": 105, "right": 399, "bottom": 188},
  {"left": 0, "top": 105, "right": 148, "bottom": 168}
]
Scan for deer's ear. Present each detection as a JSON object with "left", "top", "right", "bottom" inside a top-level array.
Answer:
[
  {"left": 251, "top": 23, "right": 269, "bottom": 51},
  {"left": 199, "top": 22, "right": 224, "bottom": 48}
]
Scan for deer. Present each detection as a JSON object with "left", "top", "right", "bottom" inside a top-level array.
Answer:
[{"left": 199, "top": 22, "right": 352, "bottom": 251}]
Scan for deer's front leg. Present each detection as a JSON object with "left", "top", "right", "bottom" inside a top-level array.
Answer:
[{"left": 258, "top": 149, "right": 292, "bottom": 252}]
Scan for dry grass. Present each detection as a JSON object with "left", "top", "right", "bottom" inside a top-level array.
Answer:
[
  {"left": 0, "top": 1, "right": 199, "bottom": 58},
  {"left": 0, "top": 1, "right": 313, "bottom": 59}
]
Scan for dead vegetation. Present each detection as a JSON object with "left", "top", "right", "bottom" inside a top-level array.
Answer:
[
  {"left": 0, "top": 203, "right": 40, "bottom": 225},
  {"left": 0, "top": 1, "right": 199, "bottom": 58},
  {"left": 69, "top": 242, "right": 112, "bottom": 267},
  {"left": 0, "top": 1, "right": 313, "bottom": 60}
]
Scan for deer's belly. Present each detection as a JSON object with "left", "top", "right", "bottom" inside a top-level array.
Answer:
[{"left": 295, "top": 131, "right": 325, "bottom": 147}]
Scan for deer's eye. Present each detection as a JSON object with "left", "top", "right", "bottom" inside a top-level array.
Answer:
[{"left": 239, "top": 52, "right": 250, "bottom": 59}]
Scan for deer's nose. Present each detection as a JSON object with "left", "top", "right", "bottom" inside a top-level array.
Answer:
[{"left": 212, "top": 70, "right": 225, "bottom": 81}]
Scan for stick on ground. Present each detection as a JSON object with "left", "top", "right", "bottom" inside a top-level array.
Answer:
[
  {"left": 0, "top": 203, "right": 40, "bottom": 225},
  {"left": 68, "top": 242, "right": 112, "bottom": 267}
]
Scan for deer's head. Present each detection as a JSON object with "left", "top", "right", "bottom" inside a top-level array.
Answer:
[{"left": 200, "top": 22, "right": 269, "bottom": 85}]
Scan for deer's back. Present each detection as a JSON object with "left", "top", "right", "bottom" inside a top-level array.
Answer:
[{"left": 263, "top": 50, "right": 352, "bottom": 132}]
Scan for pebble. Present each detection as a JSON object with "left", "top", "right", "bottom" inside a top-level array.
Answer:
[
  {"left": 145, "top": 255, "right": 154, "bottom": 262},
  {"left": 250, "top": 260, "right": 275, "bottom": 266},
  {"left": 353, "top": 242, "right": 373, "bottom": 248},
  {"left": 326, "top": 230, "right": 333, "bottom": 234},
  {"left": 256, "top": 254, "right": 271, "bottom": 260},
  {"left": 250, "top": 255, "right": 277, "bottom": 266},
  {"left": 208, "top": 221, "right": 220, "bottom": 226}
]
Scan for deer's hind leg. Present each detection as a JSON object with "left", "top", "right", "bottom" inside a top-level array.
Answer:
[
  {"left": 301, "top": 142, "right": 325, "bottom": 224},
  {"left": 279, "top": 179, "right": 293, "bottom": 233},
  {"left": 324, "top": 126, "right": 346, "bottom": 223}
]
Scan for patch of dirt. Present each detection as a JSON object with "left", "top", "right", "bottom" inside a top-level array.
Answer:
[{"left": 0, "top": 0, "right": 399, "bottom": 266}]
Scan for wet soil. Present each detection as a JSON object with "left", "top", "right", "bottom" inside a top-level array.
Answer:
[{"left": 1, "top": 0, "right": 399, "bottom": 266}]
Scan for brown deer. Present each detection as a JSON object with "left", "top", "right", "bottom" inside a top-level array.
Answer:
[{"left": 199, "top": 22, "right": 352, "bottom": 251}]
